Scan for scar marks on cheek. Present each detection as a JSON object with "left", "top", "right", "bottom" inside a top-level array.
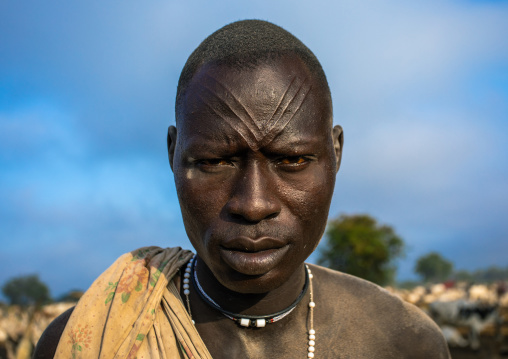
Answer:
[{"left": 198, "top": 73, "right": 312, "bottom": 150}]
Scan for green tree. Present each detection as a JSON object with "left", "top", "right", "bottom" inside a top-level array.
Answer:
[
  {"left": 414, "top": 252, "right": 453, "bottom": 283},
  {"left": 453, "top": 270, "right": 474, "bottom": 282},
  {"left": 2, "top": 274, "right": 51, "bottom": 306},
  {"left": 452, "top": 266, "right": 508, "bottom": 283},
  {"left": 317, "top": 214, "right": 405, "bottom": 286},
  {"left": 474, "top": 266, "right": 508, "bottom": 282}
]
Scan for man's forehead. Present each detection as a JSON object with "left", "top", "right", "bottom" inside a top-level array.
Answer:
[
  {"left": 181, "top": 56, "right": 329, "bottom": 150},
  {"left": 192, "top": 56, "right": 313, "bottom": 97}
]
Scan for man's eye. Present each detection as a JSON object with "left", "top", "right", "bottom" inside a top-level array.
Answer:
[
  {"left": 280, "top": 156, "right": 307, "bottom": 165},
  {"left": 196, "top": 159, "right": 234, "bottom": 169}
]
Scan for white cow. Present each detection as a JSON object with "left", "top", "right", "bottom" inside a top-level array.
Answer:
[
  {"left": 440, "top": 325, "right": 468, "bottom": 347},
  {"left": 429, "top": 299, "right": 498, "bottom": 350}
]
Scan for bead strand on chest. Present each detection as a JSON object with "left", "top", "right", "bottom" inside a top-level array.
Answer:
[{"left": 306, "top": 265, "right": 316, "bottom": 358}]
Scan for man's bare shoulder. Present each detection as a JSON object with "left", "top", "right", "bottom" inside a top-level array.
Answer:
[
  {"left": 308, "top": 264, "right": 450, "bottom": 358},
  {"left": 33, "top": 306, "right": 74, "bottom": 359}
]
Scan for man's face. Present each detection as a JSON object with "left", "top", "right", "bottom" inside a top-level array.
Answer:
[{"left": 170, "top": 56, "right": 342, "bottom": 293}]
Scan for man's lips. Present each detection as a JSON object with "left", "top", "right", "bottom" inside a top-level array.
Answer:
[
  {"left": 219, "top": 237, "right": 289, "bottom": 275},
  {"left": 220, "top": 236, "right": 287, "bottom": 252}
]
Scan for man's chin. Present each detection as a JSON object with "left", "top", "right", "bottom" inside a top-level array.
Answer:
[{"left": 216, "top": 272, "right": 287, "bottom": 294}]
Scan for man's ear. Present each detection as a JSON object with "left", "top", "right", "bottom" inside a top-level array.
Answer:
[
  {"left": 332, "top": 125, "right": 344, "bottom": 173},
  {"left": 167, "top": 126, "right": 178, "bottom": 171}
]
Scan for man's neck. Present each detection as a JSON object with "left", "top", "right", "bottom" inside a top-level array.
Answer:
[{"left": 192, "top": 256, "right": 307, "bottom": 316}]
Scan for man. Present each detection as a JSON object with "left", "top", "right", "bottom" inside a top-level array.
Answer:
[{"left": 35, "top": 20, "right": 450, "bottom": 358}]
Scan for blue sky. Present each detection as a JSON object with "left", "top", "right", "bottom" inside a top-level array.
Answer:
[{"left": 1, "top": 0, "right": 507, "bottom": 298}]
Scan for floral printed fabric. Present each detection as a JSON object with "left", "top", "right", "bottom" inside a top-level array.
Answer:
[{"left": 54, "top": 246, "right": 213, "bottom": 359}]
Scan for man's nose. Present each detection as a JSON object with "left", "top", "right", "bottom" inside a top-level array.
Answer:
[{"left": 226, "top": 163, "right": 281, "bottom": 223}]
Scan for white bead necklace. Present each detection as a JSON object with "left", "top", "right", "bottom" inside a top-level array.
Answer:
[
  {"left": 182, "top": 256, "right": 316, "bottom": 358},
  {"left": 307, "top": 265, "right": 316, "bottom": 358}
]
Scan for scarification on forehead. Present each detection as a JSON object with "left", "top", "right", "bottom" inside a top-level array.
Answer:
[{"left": 196, "top": 73, "right": 312, "bottom": 150}]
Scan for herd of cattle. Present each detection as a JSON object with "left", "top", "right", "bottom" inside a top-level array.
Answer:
[
  {"left": 387, "top": 281, "right": 508, "bottom": 354},
  {"left": 0, "top": 302, "right": 74, "bottom": 359},
  {"left": 0, "top": 282, "right": 507, "bottom": 358}
]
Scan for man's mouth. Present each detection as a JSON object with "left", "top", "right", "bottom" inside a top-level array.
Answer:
[{"left": 219, "top": 237, "right": 289, "bottom": 275}]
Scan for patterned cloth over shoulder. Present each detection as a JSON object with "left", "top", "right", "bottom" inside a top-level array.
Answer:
[{"left": 54, "top": 246, "right": 213, "bottom": 359}]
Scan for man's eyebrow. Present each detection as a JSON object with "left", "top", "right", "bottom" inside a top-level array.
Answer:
[
  {"left": 263, "top": 136, "right": 325, "bottom": 154},
  {"left": 182, "top": 135, "right": 241, "bottom": 155}
]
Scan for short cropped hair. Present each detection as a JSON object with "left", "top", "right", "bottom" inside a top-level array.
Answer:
[{"left": 175, "top": 19, "right": 331, "bottom": 121}]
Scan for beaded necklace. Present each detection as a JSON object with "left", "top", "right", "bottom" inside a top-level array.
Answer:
[{"left": 182, "top": 255, "right": 317, "bottom": 358}]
